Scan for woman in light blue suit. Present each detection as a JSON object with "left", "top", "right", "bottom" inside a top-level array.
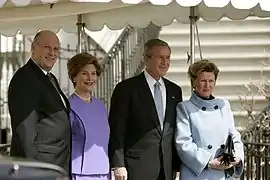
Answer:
[{"left": 175, "top": 60, "right": 244, "bottom": 180}]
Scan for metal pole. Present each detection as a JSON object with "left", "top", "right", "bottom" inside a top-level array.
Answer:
[
  {"left": 77, "top": 14, "right": 83, "bottom": 53},
  {"left": 195, "top": 23, "right": 203, "bottom": 60},
  {"left": 189, "top": 7, "right": 196, "bottom": 65},
  {"left": 189, "top": 7, "right": 197, "bottom": 93}
]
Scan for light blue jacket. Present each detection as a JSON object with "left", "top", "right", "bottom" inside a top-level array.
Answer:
[{"left": 175, "top": 92, "right": 244, "bottom": 180}]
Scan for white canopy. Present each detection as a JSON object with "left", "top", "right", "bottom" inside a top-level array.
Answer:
[{"left": 0, "top": 0, "right": 270, "bottom": 35}]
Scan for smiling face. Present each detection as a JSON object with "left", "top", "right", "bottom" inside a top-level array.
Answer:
[
  {"left": 74, "top": 64, "right": 97, "bottom": 93},
  {"left": 31, "top": 31, "right": 60, "bottom": 71},
  {"left": 145, "top": 45, "right": 171, "bottom": 80},
  {"left": 194, "top": 71, "right": 216, "bottom": 98}
]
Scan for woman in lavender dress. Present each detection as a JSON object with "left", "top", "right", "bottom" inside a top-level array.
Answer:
[{"left": 67, "top": 52, "right": 110, "bottom": 180}]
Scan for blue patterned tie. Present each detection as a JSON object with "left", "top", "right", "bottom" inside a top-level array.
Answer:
[{"left": 154, "top": 81, "right": 164, "bottom": 130}]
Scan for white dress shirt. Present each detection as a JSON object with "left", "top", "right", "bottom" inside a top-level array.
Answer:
[{"left": 144, "top": 70, "right": 166, "bottom": 119}]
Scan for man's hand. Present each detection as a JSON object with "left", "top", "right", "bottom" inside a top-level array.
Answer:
[{"left": 114, "top": 167, "right": 127, "bottom": 180}]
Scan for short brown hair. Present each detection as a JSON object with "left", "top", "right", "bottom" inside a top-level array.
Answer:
[
  {"left": 143, "top": 38, "right": 171, "bottom": 58},
  {"left": 188, "top": 59, "right": 219, "bottom": 87},
  {"left": 67, "top": 52, "right": 102, "bottom": 86}
]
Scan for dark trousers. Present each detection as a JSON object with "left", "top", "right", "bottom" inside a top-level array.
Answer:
[{"left": 157, "top": 168, "right": 166, "bottom": 180}]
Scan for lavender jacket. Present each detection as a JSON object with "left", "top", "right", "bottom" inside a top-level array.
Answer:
[{"left": 69, "top": 94, "right": 110, "bottom": 175}]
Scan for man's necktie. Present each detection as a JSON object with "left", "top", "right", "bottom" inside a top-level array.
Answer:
[
  {"left": 47, "top": 72, "right": 61, "bottom": 95},
  {"left": 154, "top": 81, "right": 164, "bottom": 130},
  {"left": 47, "top": 72, "right": 66, "bottom": 107}
]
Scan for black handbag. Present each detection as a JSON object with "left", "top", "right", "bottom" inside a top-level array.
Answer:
[
  {"left": 220, "top": 134, "right": 235, "bottom": 165},
  {"left": 219, "top": 134, "right": 235, "bottom": 177}
]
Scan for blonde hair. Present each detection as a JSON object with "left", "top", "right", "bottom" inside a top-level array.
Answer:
[{"left": 188, "top": 59, "right": 219, "bottom": 88}]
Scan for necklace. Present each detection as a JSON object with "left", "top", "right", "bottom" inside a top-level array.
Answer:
[{"left": 74, "top": 91, "right": 91, "bottom": 102}]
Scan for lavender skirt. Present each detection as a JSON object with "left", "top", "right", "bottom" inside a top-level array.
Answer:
[{"left": 72, "top": 174, "right": 110, "bottom": 180}]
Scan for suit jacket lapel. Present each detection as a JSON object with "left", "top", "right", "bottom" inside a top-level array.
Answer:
[
  {"left": 138, "top": 73, "right": 162, "bottom": 135},
  {"left": 162, "top": 79, "right": 174, "bottom": 135}
]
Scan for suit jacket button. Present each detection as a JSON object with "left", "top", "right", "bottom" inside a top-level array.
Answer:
[
  {"left": 214, "top": 105, "right": 218, "bottom": 109},
  {"left": 202, "top": 107, "right": 206, "bottom": 111},
  {"left": 207, "top": 145, "right": 212, "bottom": 149}
]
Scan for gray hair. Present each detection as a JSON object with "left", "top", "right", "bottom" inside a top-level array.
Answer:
[{"left": 31, "top": 30, "right": 58, "bottom": 50}]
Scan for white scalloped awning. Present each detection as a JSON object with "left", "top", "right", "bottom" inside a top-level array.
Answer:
[{"left": 0, "top": 0, "right": 270, "bottom": 35}]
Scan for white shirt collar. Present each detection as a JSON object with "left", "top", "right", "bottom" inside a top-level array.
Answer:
[
  {"left": 31, "top": 59, "right": 49, "bottom": 75},
  {"left": 144, "top": 70, "right": 165, "bottom": 88}
]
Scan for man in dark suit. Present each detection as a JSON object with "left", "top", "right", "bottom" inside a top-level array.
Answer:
[
  {"left": 8, "top": 30, "right": 71, "bottom": 174},
  {"left": 109, "top": 39, "right": 182, "bottom": 180}
]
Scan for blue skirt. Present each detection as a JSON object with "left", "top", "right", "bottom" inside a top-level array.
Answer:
[{"left": 72, "top": 174, "right": 110, "bottom": 180}]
